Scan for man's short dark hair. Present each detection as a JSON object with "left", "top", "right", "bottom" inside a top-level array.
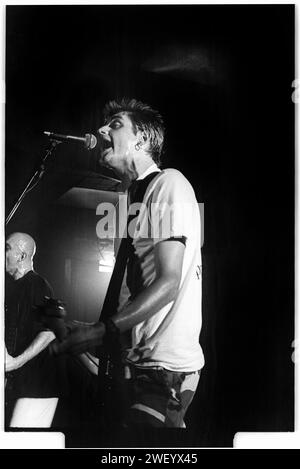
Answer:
[{"left": 103, "top": 98, "right": 165, "bottom": 166}]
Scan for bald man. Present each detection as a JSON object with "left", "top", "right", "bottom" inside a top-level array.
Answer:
[{"left": 5, "top": 232, "right": 60, "bottom": 428}]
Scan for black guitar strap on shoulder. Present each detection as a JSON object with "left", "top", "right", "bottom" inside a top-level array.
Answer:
[
  {"left": 96, "top": 170, "right": 161, "bottom": 429},
  {"left": 100, "top": 170, "right": 161, "bottom": 323}
]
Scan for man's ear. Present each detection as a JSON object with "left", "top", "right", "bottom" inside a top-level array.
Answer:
[
  {"left": 18, "top": 251, "right": 27, "bottom": 262},
  {"left": 141, "top": 131, "right": 148, "bottom": 144},
  {"left": 137, "top": 130, "right": 148, "bottom": 146}
]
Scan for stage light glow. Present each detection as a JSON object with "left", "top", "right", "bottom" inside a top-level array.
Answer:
[{"left": 98, "top": 249, "right": 115, "bottom": 273}]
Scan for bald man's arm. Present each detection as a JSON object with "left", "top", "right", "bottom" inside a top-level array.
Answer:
[{"left": 5, "top": 330, "right": 55, "bottom": 372}]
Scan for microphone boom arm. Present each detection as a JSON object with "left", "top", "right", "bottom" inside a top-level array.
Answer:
[
  {"left": 43, "top": 131, "right": 97, "bottom": 150},
  {"left": 5, "top": 139, "right": 61, "bottom": 226},
  {"left": 6, "top": 129, "right": 97, "bottom": 225}
]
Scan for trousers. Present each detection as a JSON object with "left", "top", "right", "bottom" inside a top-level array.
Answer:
[{"left": 124, "top": 366, "right": 200, "bottom": 428}]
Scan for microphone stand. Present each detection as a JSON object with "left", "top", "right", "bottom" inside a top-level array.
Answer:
[{"left": 5, "top": 139, "right": 61, "bottom": 226}]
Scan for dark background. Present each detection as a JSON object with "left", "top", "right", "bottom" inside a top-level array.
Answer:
[{"left": 5, "top": 5, "right": 294, "bottom": 447}]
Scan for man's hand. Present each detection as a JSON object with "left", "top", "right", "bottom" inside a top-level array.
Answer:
[
  {"left": 39, "top": 297, "right": 106, "bottom": 355},
  {"left": 5, "top": 349, "right": 22, "bottom": 372},
  {"left": 49, "top": 321, "right": 106, "bottom": 355}
]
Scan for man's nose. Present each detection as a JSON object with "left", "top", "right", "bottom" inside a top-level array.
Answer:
[{"left": 98, "top": 124, "right": 110, "bottom": 136}]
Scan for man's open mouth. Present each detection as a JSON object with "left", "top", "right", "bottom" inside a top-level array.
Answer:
[{"left": 100, "top": 138, "right": 113, "bottom": 155}]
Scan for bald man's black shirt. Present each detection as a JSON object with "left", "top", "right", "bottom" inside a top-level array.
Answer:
[{"left": 5, "top": 270, "right": 66, "bottom": 400}]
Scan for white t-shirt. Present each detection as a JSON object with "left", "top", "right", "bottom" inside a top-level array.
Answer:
[{"left": 118, "top": 167, "right": 204, "bottom": 373}]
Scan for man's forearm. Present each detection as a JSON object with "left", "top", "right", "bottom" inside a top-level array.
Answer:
[
  {"left": 12, "top": 330, "right": 55, "bottom": 369},
  {"left": 110, "top": 275, "right": 179, "bottom": 333}
]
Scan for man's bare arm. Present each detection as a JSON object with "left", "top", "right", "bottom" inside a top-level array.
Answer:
[
  {"left": 5, "top": 330, "right": 55, "bottom": 372},
  {"left": 49, "top": 239, "right": 185, "bottom": 355},
  {"left": 112, "top": 239, "right": 185, "bottom": 332}
]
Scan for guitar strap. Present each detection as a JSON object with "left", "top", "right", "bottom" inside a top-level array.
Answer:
[
  {"left": 99, "top": 170, "right": 161, "bottom": 322},
  {"left": 96, "top": 170, "right": 161, "bottom": 428}
]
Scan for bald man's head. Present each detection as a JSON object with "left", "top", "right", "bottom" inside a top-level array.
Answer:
[{"left": 6, "top": 232, "right": 36, "bottom": 279}]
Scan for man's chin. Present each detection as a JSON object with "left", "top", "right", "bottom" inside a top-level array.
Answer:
[
  {"left": 99, "top": 151, "right": 116, "bottom": 170},
  {"left": 5, "top": 269, "right": 14, "bottom": 278}
]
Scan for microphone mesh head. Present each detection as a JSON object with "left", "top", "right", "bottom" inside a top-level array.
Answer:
[{"left": 85, "top": 133, "right": 98, "bottom": 150}]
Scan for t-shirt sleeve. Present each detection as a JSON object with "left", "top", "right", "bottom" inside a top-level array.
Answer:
[{"left": 149, "top": 170, "right": 198, "bottom": 245}]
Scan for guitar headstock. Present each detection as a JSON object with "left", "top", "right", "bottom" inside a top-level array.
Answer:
[
  {"left": 42, "top": 296, "right": 67, "bottom": 318},
  {"left": 39, "top": 296, "right": 68, "bottom": 341}
]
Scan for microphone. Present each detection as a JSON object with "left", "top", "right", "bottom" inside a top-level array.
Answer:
[{"left": 44, "top": 131, "right": 97, "bottom": 150}]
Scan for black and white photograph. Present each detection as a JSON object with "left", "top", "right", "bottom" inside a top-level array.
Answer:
[{"left": 3, "top": 3, "right": 296, "bottom": 451}]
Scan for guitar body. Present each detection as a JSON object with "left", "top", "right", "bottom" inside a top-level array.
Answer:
[
  {"left": 41, "top": 297, "right": 128, "bottom": 428},
  {"left": 97, "top": 341, "right": 128, "bottom": 429}
]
